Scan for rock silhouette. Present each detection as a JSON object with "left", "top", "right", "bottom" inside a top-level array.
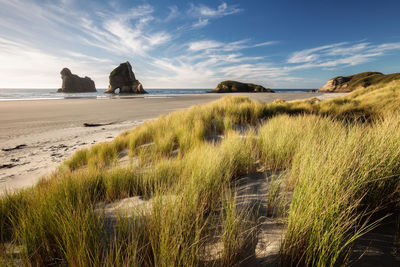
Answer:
[
  {"left": 105, "top": 62, "right": 147, "bottom": 94},
  {"left": 57, "top": 68, "right": 96, "bottom": 93},
  {"left": 212, "top": 80, "right": 274, "bottom": 93}
]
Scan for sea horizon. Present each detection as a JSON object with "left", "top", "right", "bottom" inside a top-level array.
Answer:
[{"left": 0, "top": 88, "right": 316, "bottom": 101}]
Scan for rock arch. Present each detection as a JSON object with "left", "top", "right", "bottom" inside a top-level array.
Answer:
[{"left": 105, "top": 62, "right": 147, "bottom": 94}]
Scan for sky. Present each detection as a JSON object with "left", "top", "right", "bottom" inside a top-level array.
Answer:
[{"left": 0, "top": 0, "right": 400, "bottom": 89}]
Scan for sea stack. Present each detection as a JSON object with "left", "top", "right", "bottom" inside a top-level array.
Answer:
[
  {"left": 58, "top": 68, "right": 96, "bottom": 93},
  {"left": 211, "top": 80, "right": 274, "bottom": 93},
  {"left": 105, "top": 62, "right": 147, "bottom": 94}
]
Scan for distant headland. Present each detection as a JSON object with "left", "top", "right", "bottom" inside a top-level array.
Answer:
[{"left": 318, "top": 71, "right": 400, "bottom": 92}]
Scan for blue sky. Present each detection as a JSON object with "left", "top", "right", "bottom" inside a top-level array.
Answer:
[{"left": 1, "top": 0, "right": 400, "bottom": 89}]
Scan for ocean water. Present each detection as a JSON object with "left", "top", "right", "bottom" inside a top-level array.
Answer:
[{"left": 0, "top": 88, "right": 312, "bottom": 101}]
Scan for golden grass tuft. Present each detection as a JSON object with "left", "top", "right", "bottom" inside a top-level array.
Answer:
[{"left": 1, "top": 80, "right": 400, "bottom": 266}]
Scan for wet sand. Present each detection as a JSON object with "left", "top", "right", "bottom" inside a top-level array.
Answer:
[{"left": 0, "top": 92, "right": 344, "bottom": 192}]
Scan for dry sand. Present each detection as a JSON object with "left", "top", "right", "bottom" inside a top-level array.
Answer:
[{"left": 0, "top": 92, "right": 345, "bottom": 193}]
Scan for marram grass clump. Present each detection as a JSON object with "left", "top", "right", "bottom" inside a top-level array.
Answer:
[{"left": 1, "top": 80, "right": 400, "bottom": 266}]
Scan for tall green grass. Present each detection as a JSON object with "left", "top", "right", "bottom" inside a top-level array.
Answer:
[
  {"left": 1, "top": 80, "right": 400, "bottom": 266},
  {"left": 258, "top": 115, "right": 343, "bottom": 172},
  {"left": 281, "top": 115, "right": 400, "bottom": 266},
  {"left": 0, "top": 124, "right": 260, "bottom": 266}
]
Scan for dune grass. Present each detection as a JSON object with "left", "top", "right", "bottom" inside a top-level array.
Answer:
[
  {"left": 281, "top": 116, "right": 400, "bottom": 266},
  {"left": 1, "top": 80, "right": 400, "bottom": 266}
]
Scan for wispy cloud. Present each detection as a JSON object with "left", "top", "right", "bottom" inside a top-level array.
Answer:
[
  {"left": 144, "top": 39, "right": 400, "bottom": 88},
  {"left": 287, "top": 42, "right": 400, "bottom": 69},
  {"left": 81, "top": 5, "right": 171, "bottom": 56},
  {"left": 188, "top": 2, "right": 242, "bottom": 28},
  {"left": 287, "top": 43, "right": 347, "bottom": 63},
  {"left": 143, "top": 38, "right": 283, "bottom": 88},
  {"left": 253, "top": 41, "right": 280, "bottom": 47},
  {"left": 165, "top": 6, "right": 179, "bottom": 21},
  {"left": 188, "top": 39, "right": 277, "bottom": 53},
  {"left": 188, "top": 40, "right": 223, "bottom": 51},
  {"left": 65, "top": 51, "right": 112, "bottom": 63},
  {"left": 192, "top": 18, "right": 209, "bottom": 28},
  {"left": 189, "top": 2, "right": 242, "bottom": 18},
  {"left": 0, "top": 37, "right": 110, "bottom": 88}
]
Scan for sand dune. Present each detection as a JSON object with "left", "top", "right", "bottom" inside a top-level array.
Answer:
[{"left": 0, "top": 92, "right": 343, "bottom": 193}]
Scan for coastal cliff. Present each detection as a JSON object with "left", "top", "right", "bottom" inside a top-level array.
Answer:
[{"left": 318, "top": 72, "right": 400, "bottom": 92}]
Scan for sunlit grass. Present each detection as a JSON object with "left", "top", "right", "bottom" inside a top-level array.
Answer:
[
  {"left": 1, "top": 80, "right": 400, "bottom": 266},
  {"left": 281, "top": 115, "right": 400, "bottom": 266}
]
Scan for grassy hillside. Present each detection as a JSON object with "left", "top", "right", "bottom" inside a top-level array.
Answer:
[
  {"left": 1, "top": 80, "right": 400, "bottom": 266},
  {"left": 346, "top": 72, "right": 400, "bottom": 90},
  {"left": 319, "top": 71, "right": 400, "bottom": 92}
]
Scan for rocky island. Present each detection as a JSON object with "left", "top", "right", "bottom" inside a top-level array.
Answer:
[
  {"left": 105, "top": 61, "right": 147, "bottom": 94},
  {"left": 57, "top": 68, "right": 96, "bottom": 93},
  {"left": 211, "top": 80, "right": 274, "bottom": 93},
  {"left": 318, "top": 71, "right": 400, "bottom": 92}
]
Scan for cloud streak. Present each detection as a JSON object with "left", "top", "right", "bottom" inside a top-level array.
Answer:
[
  {"left": 188, "top": 2, "right": 242, "bottom": 28},
  {"left": 80, "top": 5, "right": 172, "bottom": 56},
  {"left": 188, "top": 39, "right": 277, "bottom": 53},
  {"left": 0, "top": 37, "right": 110, "bottom": 88},
  {"left": 287, "top": 42, "right": 400, "bottom": 69},
  {"left": 144, "top": 39, "right": 400, "bottom": 88},
  {"left": 189, "top": 2, "right": 242, "bottom": 18}
]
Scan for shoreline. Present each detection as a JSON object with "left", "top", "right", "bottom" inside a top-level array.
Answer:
[
  {"left": 0, "top": 92, "right": 345, "bottom": 193},
  {"left": 0, "top": 88, "right": 320, "bottom": 102},
  {"left": 0, "top": 92, "right": 317, "bottom": 102}
]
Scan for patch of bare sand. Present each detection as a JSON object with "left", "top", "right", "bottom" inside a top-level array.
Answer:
[
  {"left": 0, "top": 120, "right": 144, "bottom": 193},
  {"left": 349, "top": 213, "right": 400, "bottom": 266},
  {"left": 97, "top": 171, "right": 288, "bottom": 266},
  {"left": 316, "top": 92, "right": 348, "bottom": 100},
  {"left": 233, "top": 172, "right": 288, "bottom": 266}
]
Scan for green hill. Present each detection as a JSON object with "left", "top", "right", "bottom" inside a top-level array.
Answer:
[{"left": 318, "top": 71, "right": 400, "bottom": 92}]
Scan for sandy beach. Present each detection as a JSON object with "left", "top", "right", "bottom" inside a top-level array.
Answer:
[{"left": 0, "top": 92, "right": 344, "bottom": 193}]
